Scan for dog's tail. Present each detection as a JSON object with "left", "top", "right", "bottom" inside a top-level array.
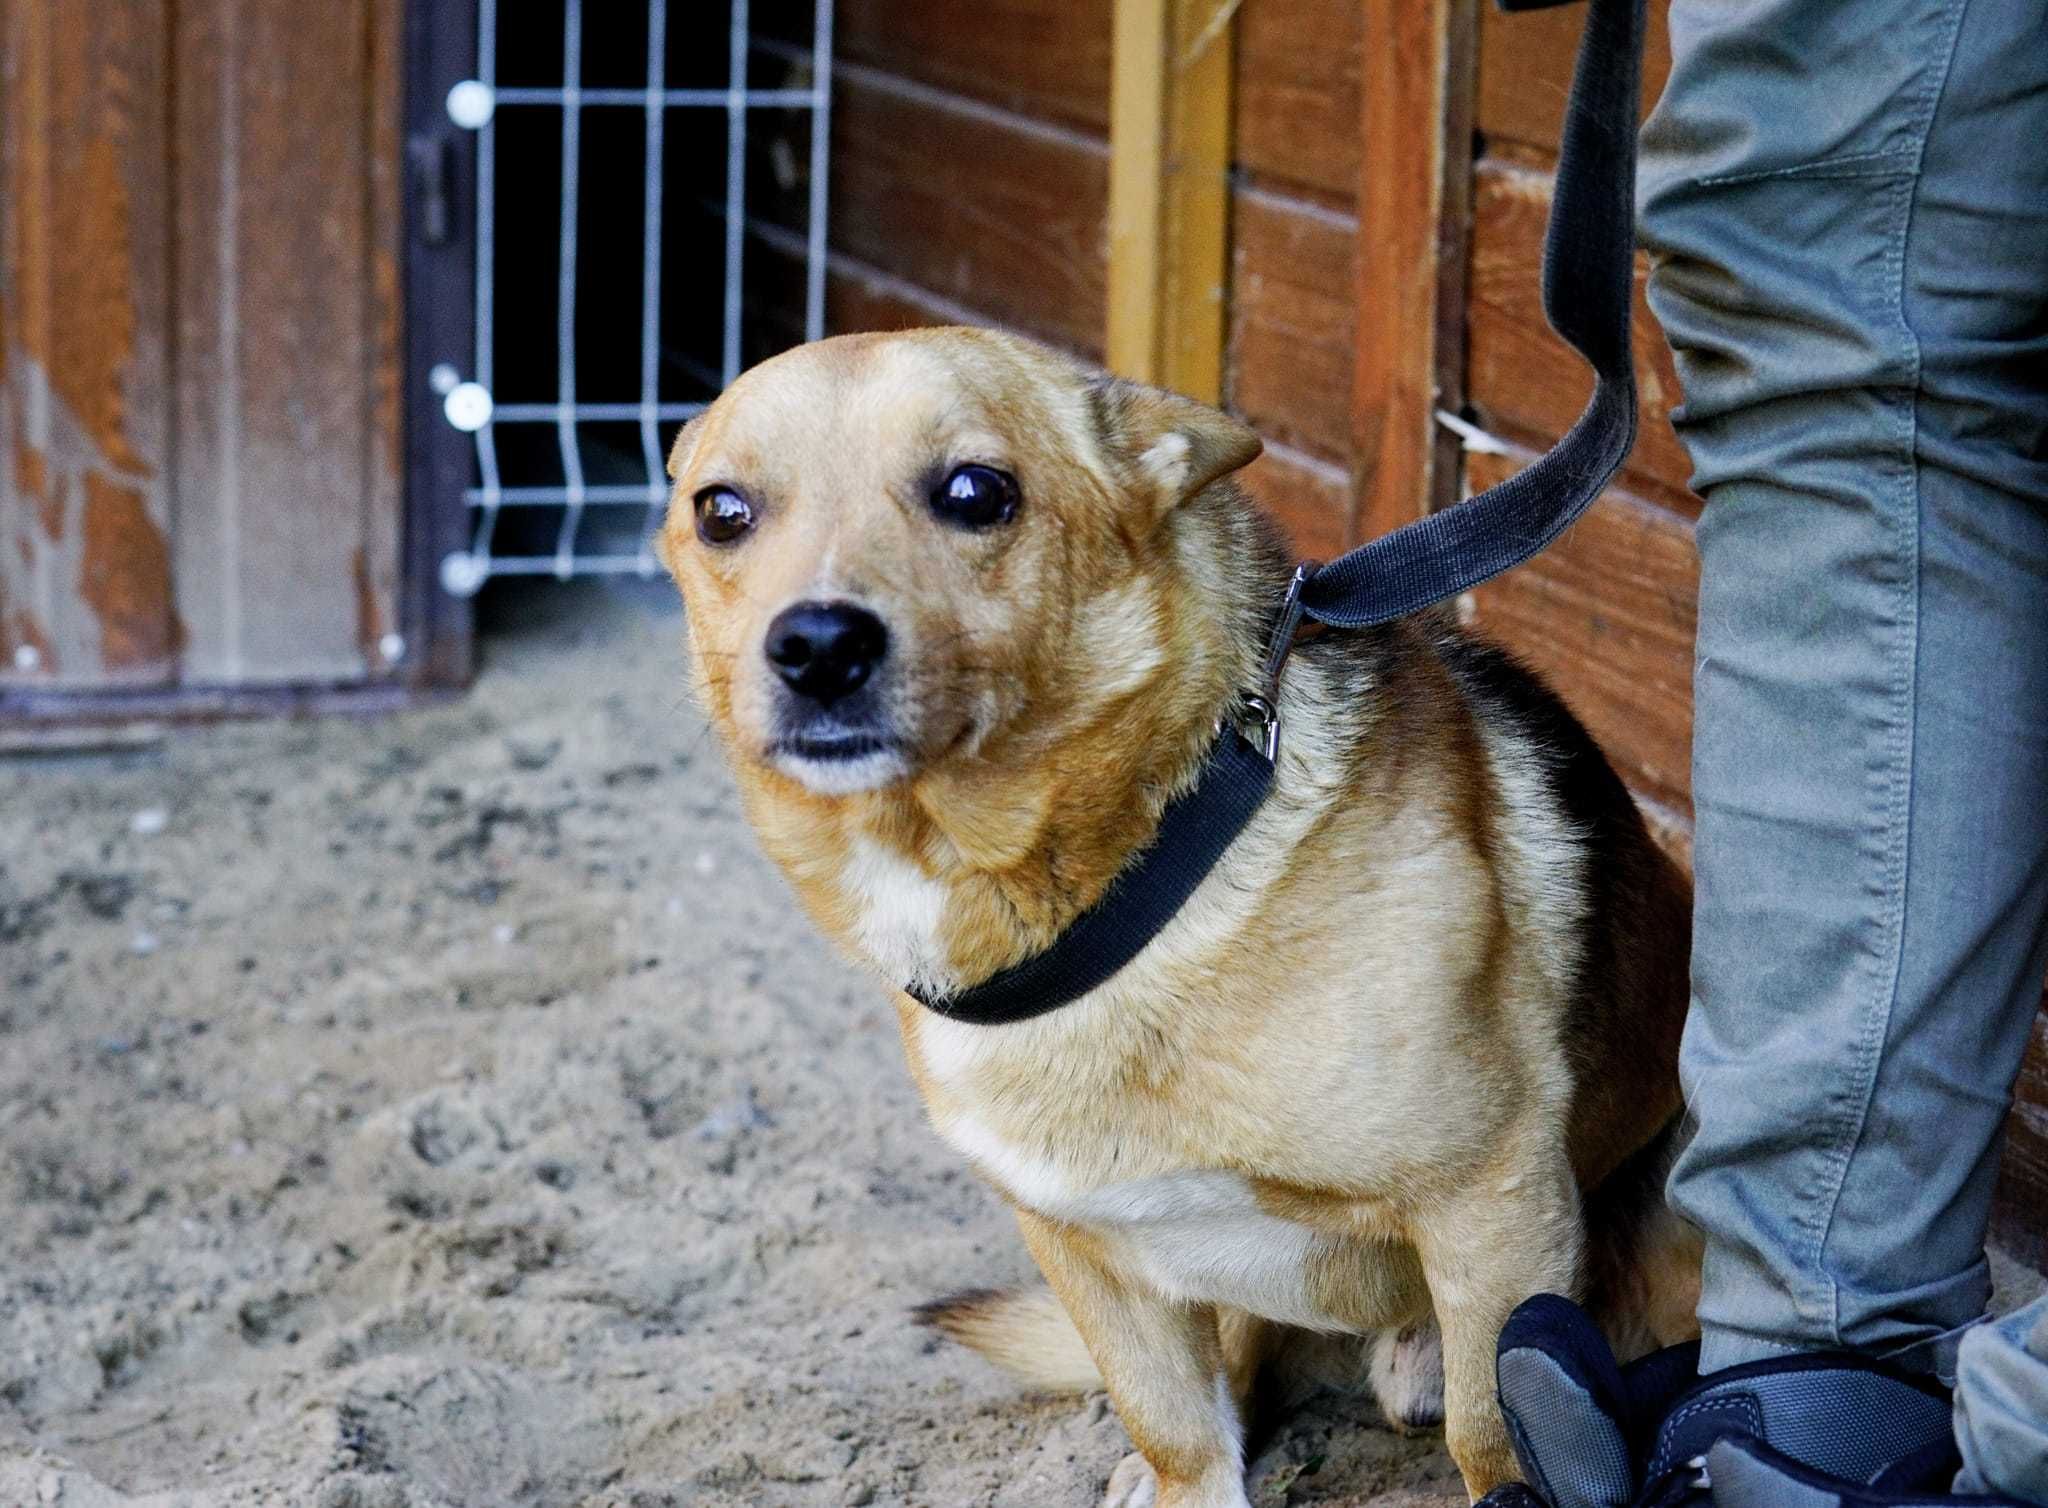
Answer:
[
  {"left": 913, "top": 1285, "right": 1102, "bottom": 1394},
  {"left": 1582, "top": 1111, "right": 1704, "bottom": 1362}
]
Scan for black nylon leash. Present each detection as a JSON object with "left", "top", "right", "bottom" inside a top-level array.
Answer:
[{"left": 910, "top": 0, "right": 1646, "bottom": 1026}]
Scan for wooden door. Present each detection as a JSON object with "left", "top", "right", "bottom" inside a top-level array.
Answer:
[{"left": 0, "top": 0, "right": 463, "bottom": 718}]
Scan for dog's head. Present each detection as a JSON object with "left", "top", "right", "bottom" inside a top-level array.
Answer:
[{"left": 658, "top": 328, "right": 1262, "bottom": 801}]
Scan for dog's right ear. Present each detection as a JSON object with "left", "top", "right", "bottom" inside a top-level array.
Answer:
[{"left": 1087, "top": 375, "right": 1262, "bottom": 516}]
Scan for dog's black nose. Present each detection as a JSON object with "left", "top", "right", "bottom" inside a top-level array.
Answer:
[{"left": 764, "top": 601, "right": 889, "bottom": 705}]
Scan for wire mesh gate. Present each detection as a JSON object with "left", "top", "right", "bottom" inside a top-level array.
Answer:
[{"left": 416, "top": 0, "right": 834, "bottom": 597}]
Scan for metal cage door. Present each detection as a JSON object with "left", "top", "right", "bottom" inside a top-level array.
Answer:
[{"left": 405, "top": 0, "right": 834, "bottom": 604}]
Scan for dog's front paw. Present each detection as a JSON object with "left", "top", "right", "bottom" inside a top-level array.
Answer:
[{"left": 1102, "top": 1451, "right": 1158, "bottom": 1508}]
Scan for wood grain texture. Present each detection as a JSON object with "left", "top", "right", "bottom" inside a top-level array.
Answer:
[
  {"left": 0, "top": 0, "right": 177, "bottom": 687},
  {"left": 1106, "top": 0, "right": 1168, "bottom": 384},
  {"left": 1241, "top": 440, "right": 1352, "bottom": 563},
  {"left": 1476, "top": 0, "right": 1673, "bottom": 162},
  {"left": 362, "top": 0, "right": 403, "bottom": 669},
  {"left": 1467, "top": 158, "right": 1697, "bottom": 510},
  {"left": 1156, "top": 0, "right": 1235, "bottom": 403},
  {"left": 1234, "top": 0, "right": 1360, "bottom": 202},
  {"left": 828, "top": 0, "right": 1113, "bottom": 135},
  {"left": 747, "top": 224, "right": 998, "bottom": 344},
  {"left": 828, "top": 67, "right": 1109, "bottom": 357},
  {"left": 823, "top": 259, "right": 980, "bottom": 337},
  {"left": 2, "top": 0, "right": 405, "bottom": 701},
  {"left": 1353, "top": 0, "right": 1476, "bottom": 541},
  {"left": 1105, "top": 0, "right": 1240, "bottom": 401},
  {"left": 173, "top": 0, "right": 398, "bottom": 684},
  {"left": 1228, "top": 183, "right": 1356, "bottom": 467},
  {"left": 1464, "top": 447, "right": 1698, "bottom": 818},
  {"left": 1993, "top": 1005, "right": 2048, "bottom": 1273}
]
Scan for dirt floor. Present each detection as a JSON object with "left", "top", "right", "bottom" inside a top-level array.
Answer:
[{"left": 0, "top": 582, "right": 1467, "bottom": 1508}]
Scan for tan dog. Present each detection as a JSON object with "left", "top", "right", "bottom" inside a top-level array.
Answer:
[{"left": 656, "top": 327, "right": 1699, "bottom": 1505}]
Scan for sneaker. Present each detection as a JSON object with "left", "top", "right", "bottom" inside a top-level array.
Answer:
[{"left": 1481, "top": 1295, "right": 2035, "bottom": 1508}]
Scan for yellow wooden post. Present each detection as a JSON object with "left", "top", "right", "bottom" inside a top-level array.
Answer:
[{"left": 1107, "top": 0, "right": 1237, "bottom": 404}]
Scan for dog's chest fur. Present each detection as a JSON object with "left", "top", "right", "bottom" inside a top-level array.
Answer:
[
  {"left": 840, "top": 836, "right": 958, "bottom": 1001},
  {"left": 940, "top": 1091, "right": 1338, "bottom": 1328},
  {"left": 816, "top": 804, "right": 1352, "bottom": 1323},
  {"left": 908, "top": 1005, "right": 1422, "bottom": 1333}
]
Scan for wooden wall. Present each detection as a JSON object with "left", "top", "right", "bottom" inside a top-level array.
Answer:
[
  {"left": 760, "top": 0, "right": 1356, "bottom": 557},
  {"left": 750, "top": 0, "right": 1111, "bottom": 360},
  {"left": 1223, "top": 0, "right": 1360, "bottom": 559},
  {"left": 0, "top": 0, "right": 413, "bottom": 704},
  {"left": 1464, "top": 0, "right": 1691, "bottom": 838}
]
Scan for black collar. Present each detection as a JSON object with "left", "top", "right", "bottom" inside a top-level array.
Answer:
[
  {"left": 907, "top": 0, "right": 1646, "bottom": 1026},
  {"left": 907, "top": 566, "right": 1313, "bottom": 1025}
]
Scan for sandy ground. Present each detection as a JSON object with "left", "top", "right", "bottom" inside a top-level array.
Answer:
[{"left": 0, "top": 582, "right": 1466, "bottom": 1508}]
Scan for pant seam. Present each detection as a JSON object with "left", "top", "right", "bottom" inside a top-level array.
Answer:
[
  {"left": 1697, "top": 147, "right": 1919, "bottom": 188},
  {"left": 1804, "top": 0, "right": 1973, "bottom": 1352}
]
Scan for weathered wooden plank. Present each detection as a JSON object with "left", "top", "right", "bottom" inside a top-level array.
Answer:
[
  {"left": 1353, "top": 0, "right": 1476, "bottom": 540},
  {"left": 1992, "top": 1006, "right": 2048, "bottom": 1274},
  {"left": 172, "top": 0, "right": 392, "bottom": 683},
  {"left": 1464, "top": 447, "right": 1699, "bottom": 818},
  {"left": 394, "top": 0, "right": 478, "bottom": 693},
  {"left": 1160, "top": 0, "right": 1236, "bottom": 400},
  {"left": 828, "top": 67, "right": 1109, "bottom": 357},
  {"left": 1228, "top": 183, "right": 1355, "bottom": 467},
  {"left": 824, "top": 260, "right": 976, "bottom": 338},
  {"left": 1108, "top": 0, "right": 1168, "bottom": 380},
  {"left": 1242, "top": 440, "right": 1353, "bottom": 563},
  {"left": 1467, "top": 158, "right": 1697, "bottom": 510},
  {"left": 0, "top": 0, "right": 177, "bottom": 687},
  {"left": 826, "top": 0, "right": 1113, "bottom": 136},
  {"left": 1234, "top": 0, "right": 1360, "bottom": 202},
  {"left": 1107, "top": 0, "right": 1235, "bottom": 401},
  {"left": 1476, "top": 0, "right": 1673, "bottom": 162},
  {"left": 746, "top": 221, "right": 999, "bottom": 346},
  {"left": 362, "top": 0, "right": 403, "bottom": 675}
]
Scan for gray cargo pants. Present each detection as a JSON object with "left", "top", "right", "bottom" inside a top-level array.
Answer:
[{"left": 1637, "top": 0, "right": 2048, "bottom": 1497}]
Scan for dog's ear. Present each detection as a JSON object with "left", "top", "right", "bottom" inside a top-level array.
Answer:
[{"left": 1087, "top": 375, "right": 1262, "bottom": 513}]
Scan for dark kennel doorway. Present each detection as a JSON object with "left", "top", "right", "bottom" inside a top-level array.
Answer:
[{"left": 406, "top": 0, "right": 834, "bottom": 599}]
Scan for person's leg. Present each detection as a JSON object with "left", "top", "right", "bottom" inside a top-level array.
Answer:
[
  {"left": 1639, "top": 0, "right": 2048, "bottom": 1384},
  {"left": 1953, "top": 1294, "right": 2048, "bottom": 1502}
]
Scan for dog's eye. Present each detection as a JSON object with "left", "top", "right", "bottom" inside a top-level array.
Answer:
[
  {"left": 694, "top": 486, "right": 755, "bottom": 545},
  {"left": 931, "top": 465, "right": 1020, "bottom": 529}
]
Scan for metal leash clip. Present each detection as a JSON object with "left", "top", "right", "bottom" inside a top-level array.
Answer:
[{"left": 1238, "top": 560, "right": 1317, "bottom": 763}]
